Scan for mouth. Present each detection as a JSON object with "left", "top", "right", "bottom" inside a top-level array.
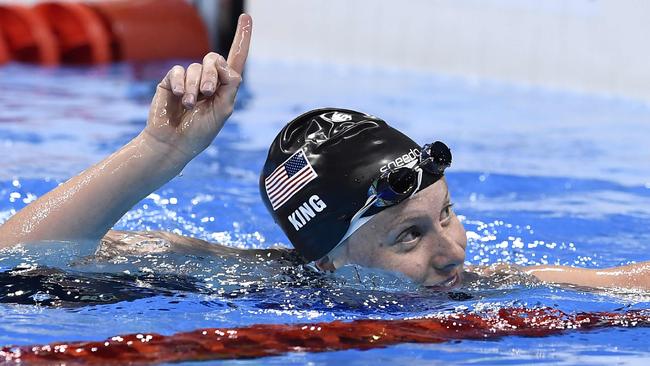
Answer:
[{"left": 425, "top": 272, "right": 461, "bottom": 291}]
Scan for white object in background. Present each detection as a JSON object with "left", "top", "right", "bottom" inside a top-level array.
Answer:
[{"left": 246, "top": 0, "right": 650, "bottom": 102}]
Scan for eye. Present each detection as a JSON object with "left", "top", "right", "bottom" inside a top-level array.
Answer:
[
  {"left": 394, "top": 226, "right": 422, "bottom": 249},
  {"left": 440, "top": 203, "right": 454, "bottom": 224}
]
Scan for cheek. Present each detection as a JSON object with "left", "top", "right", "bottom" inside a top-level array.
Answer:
[
  {"left": 346, "top": 241, "right": 380, "bottom": 267},
  {"left": 368, "top": 249, "right": 431, "bottom": 283}
]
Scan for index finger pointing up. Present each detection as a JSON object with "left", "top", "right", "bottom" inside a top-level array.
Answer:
[{"left": 226, "top": 13, "right": 252, "bottom": 75}]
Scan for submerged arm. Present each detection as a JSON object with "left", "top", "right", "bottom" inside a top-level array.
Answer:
[
  {"left": 526, "top": 262, "right": 650, "bottom": 291},
  {"left": 0, "top": 14, "right": 252, "bottom": 249}
]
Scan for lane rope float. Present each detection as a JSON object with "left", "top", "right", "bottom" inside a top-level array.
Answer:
[{"left": 2, "top": 307, "right": 650, "bottom": 364}]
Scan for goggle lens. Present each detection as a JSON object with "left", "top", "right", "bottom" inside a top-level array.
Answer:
[
  {"left": 371, "top": 141, "right": 451, "bottom": 208},
  {"left": 388, "top": 169, "right": 416, "bottom": 194},
  {"left": 376, "top": 168, "right": 417, "bottom": 203},
  {"left": 420, "top": 141, "right": 452, "bottom": 175}
]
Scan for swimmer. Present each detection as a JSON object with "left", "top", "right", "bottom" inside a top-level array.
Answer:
[{"left": 0, "top": 14, "right": 648, "bottom": 291}]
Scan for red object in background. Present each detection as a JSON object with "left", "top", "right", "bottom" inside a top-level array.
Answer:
[
  {"left": 34, "top": 2, "right": 111, "bottom": 65},
  {"left": 89, "top": 0, "right": 210, "bottom": 62},
  {"left": 0, "top": 4, "right": 58, "bottom": 65},
  {"left": 0, "top": 0, "right": 209, "bottom": 66},
  {"left": 2, "top": 307, "right": 650, "bottom": 364},
  {"left": 0, "top": 28, "right": 9, "bottom": 65}
]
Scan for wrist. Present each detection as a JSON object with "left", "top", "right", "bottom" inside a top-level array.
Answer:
[
  {"left": 129, "top": 132, "right": 190, "bottom": 178},
  {"left": 136, "top": 129, "right": 194, "bottom": 170}
]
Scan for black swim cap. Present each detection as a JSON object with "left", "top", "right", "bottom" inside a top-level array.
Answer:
[{"left": 260, "top": 108, "right": 440, "bottom": 262}]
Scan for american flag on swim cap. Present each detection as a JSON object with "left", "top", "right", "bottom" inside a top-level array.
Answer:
[{"left": 265, "top": 150, "right": 318, "bottom": 210}]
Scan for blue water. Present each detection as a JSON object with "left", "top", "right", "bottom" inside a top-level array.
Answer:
[{"left": 1, "top": 60, "right": 650, "bottom": 365}]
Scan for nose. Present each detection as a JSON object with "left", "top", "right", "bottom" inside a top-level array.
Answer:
[{"left": 430, "top": 234, "right": 465, "bottom": 274}]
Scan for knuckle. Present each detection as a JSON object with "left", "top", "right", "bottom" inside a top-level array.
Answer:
[
  {"left": 189, "top": 62, "right": 202, "bottom": 69},
  {"left": 203, "top": 73, "right": 217, "bottom": 83},
  {"left": 228, "top": 70, "right": 242, "bottom": 84},
  {"left": 217, "top": 54, "right": 227, "bottom": 64},
  {"left": 203, "top": 52, "right": 219, "bottom": 61},
  {"left": 171, "top": 65, "right": 184, "bottom": 73},
  {"left": 202, "top": 66, "right": 217, "bottom": 76}
]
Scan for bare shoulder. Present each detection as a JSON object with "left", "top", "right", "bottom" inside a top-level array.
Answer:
[
  {"left": 461, "top": 262, "right": 541, "bottom": 289},
  {"left": 465, "top": 262, "right": 522, "bottom": 276}
]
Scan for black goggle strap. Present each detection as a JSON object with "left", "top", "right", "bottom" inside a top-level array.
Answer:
[
  {"left": 330, "top": 142, "right": 450, "bottom": 255},
  {"left": 333, "top": 193, "right": 378, "bottom": 250},
  {"left": 349, "top": 194, "right": 379, "bottom": 225},
  {"left": 333, "top": 166, "right": 424, "bottom": 249}
]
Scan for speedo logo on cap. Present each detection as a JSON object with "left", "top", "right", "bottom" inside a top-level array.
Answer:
[
  {"left": 288, "top": 195, "right": 327, "bottom": 231},
  {"left": 379, "top": 148, "right": 420, "bottom": 173}
]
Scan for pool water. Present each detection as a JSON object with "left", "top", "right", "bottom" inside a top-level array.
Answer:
[{"left": 1, "top": 60, "right": 650, "bottom": 364}]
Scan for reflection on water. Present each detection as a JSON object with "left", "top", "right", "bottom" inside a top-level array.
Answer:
[
  {"left": 1, "top": 62, "right": 650, "bottom": 363},
  {"left": 0, "top": 233, "right": 633, "bottom": 319},
  {"left": 0, "top": 233, "right": 549, "bottom": 317},
  {"left": 0, "top": 265, "right": 204, "bottom": 307}
]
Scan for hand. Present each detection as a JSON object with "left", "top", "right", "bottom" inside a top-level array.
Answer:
[{"left": 143, "top": 14, "right": 252, "bottom": 161}]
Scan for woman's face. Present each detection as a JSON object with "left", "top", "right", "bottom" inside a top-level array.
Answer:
[{"left": 335, "top": 178, "right": 467, "bottom": 289}]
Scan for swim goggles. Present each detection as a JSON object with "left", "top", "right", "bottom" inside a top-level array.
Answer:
[{"left": 334, "top": 141, "right": 452, "bottom": 248}]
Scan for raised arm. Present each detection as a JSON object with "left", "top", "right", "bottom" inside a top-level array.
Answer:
[{"left": 0, "top": 14, "right": 252, "bottom": 249}]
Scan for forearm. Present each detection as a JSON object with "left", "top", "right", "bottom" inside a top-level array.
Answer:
[
  {"left": 525, "top": 262, "right": 650, "bottom": 290},
  {"left": 0, "top": 16, "right": 251, "bottom": 249},
  {"left": 0, "top": 132, "right": 187, "bottom": 248}
]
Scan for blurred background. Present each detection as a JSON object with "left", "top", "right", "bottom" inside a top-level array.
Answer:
[
  {"left": 249, "top": 0, "right": 650, "bottom": 102},
  {"left": 1, "top": 0, "right": 649, "bottom": 101}
]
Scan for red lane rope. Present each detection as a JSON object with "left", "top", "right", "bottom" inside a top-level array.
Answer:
[{"left": 2, "top": 307, "right": 649, "bottom": 365}]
